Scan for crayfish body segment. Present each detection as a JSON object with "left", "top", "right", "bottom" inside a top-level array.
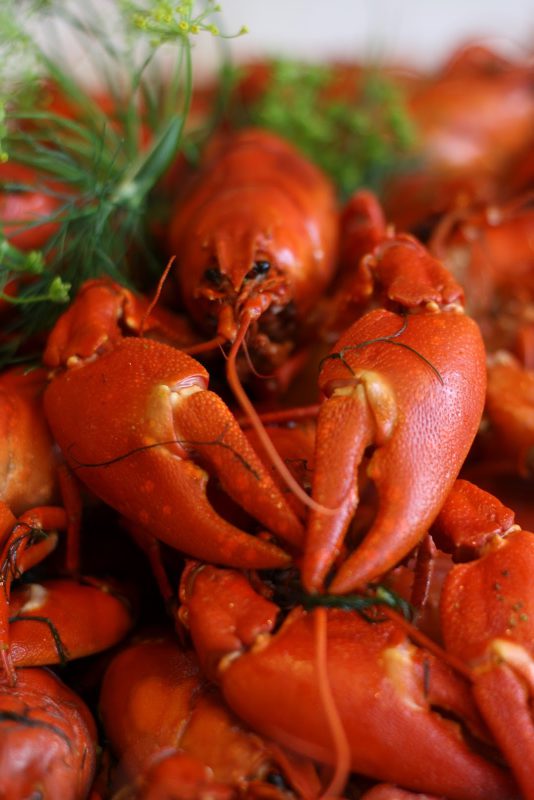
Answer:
[
  {"left": 98, "top": 632, "right": 324, "bottom": 798},
  {"left": 0, "top": 368, "right": 59, "bottom": 516},
  {"left": 99, "top": 635, "right": 274, "bottom": 795},
  {"left": 434, "top": 480, "right": 534, "bottom": 799}
]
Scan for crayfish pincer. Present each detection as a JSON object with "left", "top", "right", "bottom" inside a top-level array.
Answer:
[
  {"left": 99, "top": 634, "right": 320, "bottom": 798},
  {"left": 302, "top": 306, "right": 486, "bottom": 594},
  {"left": 43, "top": 279, "right": 303, "bottom": 570},
  {"left": 0, "top": 501, "right": 134, "bottom": 685},
  {"left": 179, "top": 562, "right": 516, "bottom": 800},
  {"left": 301, "top": 208, "right": 487, "bottom": 594}
]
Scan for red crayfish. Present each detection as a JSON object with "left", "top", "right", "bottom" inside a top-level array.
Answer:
[{"left": 168, "top": 127, "right": 339, "bottom": 370}]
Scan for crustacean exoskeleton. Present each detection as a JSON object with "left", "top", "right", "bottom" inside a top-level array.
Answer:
[
  {"left": 360, "top": 785, "right": 443, "bottom": 800},
  {"left": 0, "top": 367, "right": 59, "bottom": 516},
  {"left": 0, "top": 500, "right": 134, "bottom": 685},
  {"left": 429, "top": 194, "right": 534, "bottom": 477},
  {"left": 168, "top": 127, "right": 339, "bottom": 371},
  {"left": 382, "top": 44, "right": 534, "bottom": 230},
  {"left": 0, "top": 161, "right": 63, "bottom": 253},
  {"left": 167, "top": 127, "right": 340, "bottom": 502},
  {"left": 8, "top": 577, "right": 133, "bottom": 670}
]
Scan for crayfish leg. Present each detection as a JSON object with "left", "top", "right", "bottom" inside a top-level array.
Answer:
[
  {"left": 473, "top": 659, "right": 534, "bottom": 800},
  {"left": 441, "top": 527, "right": 534, "bottom": 799},
  {"left": 0, "top": 504, "right": 64, "bottom": 683}
]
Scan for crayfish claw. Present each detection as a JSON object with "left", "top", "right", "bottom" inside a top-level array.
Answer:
[{"left": 304, "top": 307, "right": 486, "bottom": 594}]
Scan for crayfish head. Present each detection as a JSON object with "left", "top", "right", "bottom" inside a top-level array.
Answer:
[{"left": 177, "top": 189, "right": 323, "bottom": 347}]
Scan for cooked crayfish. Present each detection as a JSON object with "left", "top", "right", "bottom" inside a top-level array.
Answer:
[
  {"left": 383, "top": 43, "right": 534, "bottom": 230},
  {"left": 99, "top": 633, "right": 322, "bottom": 799},
  {"left": 0, "top": 367, "right": 59, "bottom": 516},
  {"left": 0, "top": 500, "right": 134, "bottom": 685},
  {"left": 429, "top": 194, "right": 534, "bottom": 477},
  {"left": 168, "top": 127, "right": 339, "bottom": 370},
  {"left": 0, "top": 34, "right": 531, "bottom": 795},
  {"left": 430, "top": 479, "right": 534, "bottom": 800}
]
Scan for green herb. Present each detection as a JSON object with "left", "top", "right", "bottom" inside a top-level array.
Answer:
[
  {"left": 302, "top": 585, "right": 413, "bottom": 622},
  {"left": 271, "top": 574, "right": 413, "bottom": 622},
  {"left": 242, "top": 59, "right": 417, "bottom": 198},
  {"left": 0, "top": 0, "right": 246, "bottom": 366}
]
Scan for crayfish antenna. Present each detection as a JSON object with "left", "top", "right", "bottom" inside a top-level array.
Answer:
[
  {"left": 314, "top": 607, "right": 351, "bottom": 800},
  {"left": 138, "top": 256, "right": 175, "bottom": 338},
  {"left": 226, "top": 314, "right": 338, "bottom": 516}
]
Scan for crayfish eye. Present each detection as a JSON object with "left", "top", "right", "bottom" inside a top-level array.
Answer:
[
  {"left": 254, "top": 259, "right": 271, "bottom": 275},
  {"left": 245, "top": 260, "right": 271, "bottom": 280},
  {"left": 203, "top": 266, "right": 223, "bottom": 286}
]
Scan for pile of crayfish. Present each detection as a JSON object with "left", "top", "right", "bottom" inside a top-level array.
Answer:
[{"left": 1, "top": 41, "right": 534, "bottom": 800}]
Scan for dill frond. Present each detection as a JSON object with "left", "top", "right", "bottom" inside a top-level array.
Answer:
[
  {"left": 241, "top": 59, "right": 418, "bottom": 198},
  {"left": 0, "top": 0, "right": 246, "bottom": 367}
]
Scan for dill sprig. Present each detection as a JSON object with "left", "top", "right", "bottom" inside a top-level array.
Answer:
[
  {"left": 127, "top": 0, "right": 248, "bottom": 42},
  {"left": 0, "top": 0, "right": 246, "bottom": 366},
  {"left": 241, "top": 59, "right": 418, "bottom": 198},
  {"left": 301, "top": 585, "right": 414, "bottom": 622},
  {"left": 269, "top": 571, "right": 413, "bottom": 622}
]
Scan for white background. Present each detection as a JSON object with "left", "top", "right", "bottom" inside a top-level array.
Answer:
[
  {"left": 194, "top": 0, "right": 534, "bottom": 74},
  {"left": 37, "top": 0, "right": 534, "bottom": 86}
]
